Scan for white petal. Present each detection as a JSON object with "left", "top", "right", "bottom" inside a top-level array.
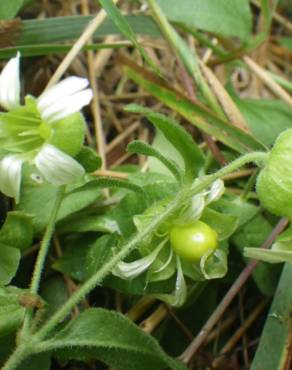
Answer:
[
  {"left": 39, "top": 89, "right": 93, "bottom": 123},
  {"left": 112, "top": 239, "right": 167, "bottom": 280},
  {"left": 178, "top": 194, "right": 205, "bottom": 224},
  {"left": 0, "top": 53, "right": 20, "bottom": 111},
  {"left": 153, "top": 247, "right": 173, "bottom": 273},
  {"left": 206, "top": 179, "right": 225, "bottom": 205},
  {"left": 0, "top": 155, "right": 22, "bottom": 203},
  {"left": 200, "top": 249, "right": 227, "bottom": 279},
  {"left": 37, "top": 76, "right": 89, "bottom": 111},
  {"left": 172, "top": 257, "right": 187, "bottom": 307},
  {"left": 35, "top": 144, "right": 84, "bottom": 185}
]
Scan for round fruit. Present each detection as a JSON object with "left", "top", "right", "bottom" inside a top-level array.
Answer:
[
  {"left": 169, "top": 220, "right": 218, "bottom": 262},
  {"left": 257, "top": 129, "right": 292, "bottom": 219}
]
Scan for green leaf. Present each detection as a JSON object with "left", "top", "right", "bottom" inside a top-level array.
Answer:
[
  {"left": 123, "top": 62, "right": 266, "bottom": 153},
  {"left": 40, "top": 276, "right": 68, "bottom": 320},
  {"left": 251, "top": 263, "right": 292, "bottom": 370},
  {"left": 57, "top": 181, "right": 102, "bottom": 221},
  {"left": 16, "top": 354, "right": 51, "bottom": 370},
  {"left": 234, "top": 97, "right": 292, "bottom": 147},
  {"left": 57, "top": 210, "right": 119, "bottom": 235},
  {"left": 127, "top": 140, "right": 183, "bottom": 182},
  {"left": 0, "top": 286, "right": 26, "bottom": 336},
  {"left": 99, "top": 0, "right": 160, "bottom": 74},
  {"left": 156, "top": 0, "right": 252, "bottom": 41},
  {"left": 233, "top": 214, "right": 281, "bottom": 296},
  {"left": 148, "top": 130, "right": 185, "bottom": 179},
  {"left": 17, "top": 168, "right": 101, "bottom": 233},
  {"left": 75, "top": 146, "right": 102, "bottom": 172},
  {"left": 244, "top": 235, "right": 292, "bottom": 264},
  {"left": 212, "top": 196, "right": 259, "bottom": 228},
  {"left": 0, "top": 333, "right": 15, "bottom": 366},
  {"left": 54, "top": 234, "right": 117, "bottom": 282},
  {"left": 0, "top": 245, "right": 20, "bottom": 286},
  {"left": 0, "top": 212, "right": 32, "bottom": 285},
  {"left": 126, "top": 104, "right": 204, "bottom": 181},
  {"left": 244, "top": 247, "right": 292, "bottom": 263},
  {"left": 0, "top": 0, "right": 23, "bottom": 19},
  {"left": 43, "top": 308, "right": 187, "bottom": 370},
  {"left": 201, "top": 208, "right": 238, "bottom": 241},
  {"left": 0, "top": 212, "right": 33, "bottom": 252}
]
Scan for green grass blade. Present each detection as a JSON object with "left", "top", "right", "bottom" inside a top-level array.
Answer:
[
  {"left": 99, "top": 0, "right": 161, "bottom": 74},
  {"left": 0, "top": 43, "right": 129, "bottom": 59},
  {"left": 251, "top": 263, "right": 292, "bottom": 370},
  {"left": 19, "top": 15, "right": 160, "bottom": 45},
  {"left": 122, "top": 58, "right": 266, "bottom": 153}
]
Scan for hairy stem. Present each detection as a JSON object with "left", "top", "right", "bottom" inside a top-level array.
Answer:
[
  {"left": 191, "top": 151, "right": 268, "bottom": 196},
  {"left": 20, "top": 186, "right": 66, "bottom": 339}
]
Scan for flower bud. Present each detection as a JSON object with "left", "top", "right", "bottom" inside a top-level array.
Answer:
[{"left": 257, "top": 129, "right": 292, "bottom": 219}]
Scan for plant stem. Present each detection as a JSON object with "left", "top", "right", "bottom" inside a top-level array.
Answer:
[
  {"left": 1, "top": 345, "right": 30, "bottom": 370},
  {"left": 190, "top": 151, "right": 268, "bottom": 196},
  {"left": 20, "top": 186, "right": 66, "bottom": 339}
]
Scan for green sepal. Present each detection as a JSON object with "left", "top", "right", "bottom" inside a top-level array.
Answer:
[
  {"left": 49, "top": 112, "right": 86, "bottom": 156},
  {"left": 75, "top": 146, "right": 102, "bottom": 172}
]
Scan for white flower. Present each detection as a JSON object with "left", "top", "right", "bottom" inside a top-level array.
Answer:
[{"left": 0, "top": 53, "right": 93, "bottom": 202}]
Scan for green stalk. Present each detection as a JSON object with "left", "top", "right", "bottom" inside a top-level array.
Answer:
[
  {"left": 190, "top": 151, "right": 268, "bottom": 196},
  {"left": 147, "top": 0, "right": 225, "bottom": 119},
  {"left": 20, "top": 186, "right": 66, "bottom": 339}
]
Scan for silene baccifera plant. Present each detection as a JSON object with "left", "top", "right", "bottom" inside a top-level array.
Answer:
[{"left": 1, "top": 54, "right": 289, "bottom": 370}]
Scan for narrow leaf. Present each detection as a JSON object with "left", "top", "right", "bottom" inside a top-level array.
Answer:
[
  {"left": 251, "top": 263, "right": 292, "bottom": 370},
  {"left": 127, "top": 140, "right": 183, "bottom": 182},
  {"left": 126, "top": 104, "right": 204, "bottom": 182},
  {"left": 122, "top": 58, "right": 266, "bottom": 153},
  {"left": 40, "top": 308, "right": 187, "bottom": 370},
  {"left": 99, "top": 0, "right": 160, "bottom": 74}
]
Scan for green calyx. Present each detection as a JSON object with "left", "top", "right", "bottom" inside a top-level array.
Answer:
[
  {"left": 257, "top": 128, "right": 292, "bottom": 219},
  {"left": 0, "top": 96, "right": 85, "bottom": 157},
  {"left": 49, "top": 112, "right": 86, "bottom": 156}
]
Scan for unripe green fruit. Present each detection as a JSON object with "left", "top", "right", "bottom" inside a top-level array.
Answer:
[
  {"left": 257, "top": 129, "right": 292, "bottom": 219},
  {"left": 169, "top": 220, "right": 218, "bottom": 262}
]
